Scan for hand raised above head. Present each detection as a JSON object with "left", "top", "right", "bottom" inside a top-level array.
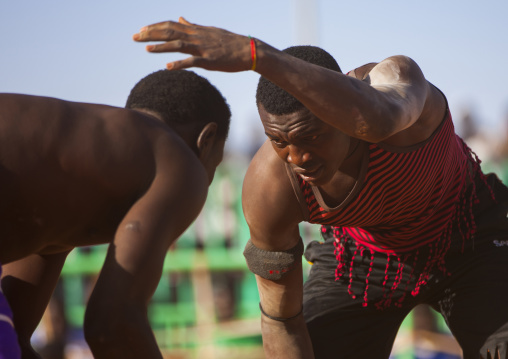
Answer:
[{"left": 133, "top": 17, "right": 255, "bottom": 72}]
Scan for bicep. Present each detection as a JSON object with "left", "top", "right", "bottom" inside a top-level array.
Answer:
[
  {"left": 242, "top": 142, "right": 303, "bottom": 250},
  {"left": 242, "top": 145, "right": 306, "bottom": 316}
]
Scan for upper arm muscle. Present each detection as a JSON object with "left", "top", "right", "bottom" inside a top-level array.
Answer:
[{"left": 242, "top": 141, "right": 303, "bottom": 251}]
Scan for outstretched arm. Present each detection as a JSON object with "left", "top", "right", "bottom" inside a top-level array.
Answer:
[
  {"left": 242, "top": 141, "right": 313, "bottom": 358},
  {"left": 84, "top": 140, "right": 209, "bottom": 358},
  {"left": 133, "top": 18, "right": 431, "bottom": 143}
]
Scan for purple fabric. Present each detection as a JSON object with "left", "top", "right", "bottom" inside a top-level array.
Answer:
[
  {"left": 0, "top": 266, "right": 21, "bottom": 359},
  {"left": 0, "top": 321, "right": 21, "bottom": 359}
]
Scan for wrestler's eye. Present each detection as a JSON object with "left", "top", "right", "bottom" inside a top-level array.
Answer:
[
  {"left": 303, "top": 135, "right": 319, "bottom": 142},
  {"left": 271, "top": 139, "right": 288, "bottom": 148}
]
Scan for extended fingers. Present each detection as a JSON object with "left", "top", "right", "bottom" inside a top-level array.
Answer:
[
  {"left": 134, "top": 28, "right": 180, "bottom": 42},
  {"left": 145, "top": 40, "right": 201, "bottom": 56},
  {"left": 166, "top": 56, "right": 201, "bottom": 71},
  {"left": 133, "top": 18, "right": 249, "bottom": 72},
  {"left": 133, "top": 20, "right": 194, "bottom": 42}
]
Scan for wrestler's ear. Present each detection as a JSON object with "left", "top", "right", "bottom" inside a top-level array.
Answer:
[{"left": 196, "top": 122, "right": 218, "bottom": 161}]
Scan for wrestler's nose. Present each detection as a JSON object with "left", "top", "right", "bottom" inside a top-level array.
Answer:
[{"left": 287, "top": 145, "right": 312, "bottom": 167}]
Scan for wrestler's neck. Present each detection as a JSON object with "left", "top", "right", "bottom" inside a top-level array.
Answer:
[
  {"left": 336, "top": 137, "right": 364, "bottom": 178},
  {"left": 317, "top": 138, "right": 366, "bottom": 207}
]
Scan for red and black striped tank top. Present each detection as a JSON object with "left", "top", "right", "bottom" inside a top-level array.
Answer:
[
  {"left": 287, "top": 108, "right": 491, "bottom": 307},
  {"left": 289, "top": 109, "right": 469, "bottom": 253}
]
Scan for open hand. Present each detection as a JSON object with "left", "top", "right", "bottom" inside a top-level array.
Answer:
[{"left": 133, "top": 17, "right": 254, "bottom": 72}]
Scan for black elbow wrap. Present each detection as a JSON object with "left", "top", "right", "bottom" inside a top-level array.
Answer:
[{"left": 243, "top": 238, "right": 304, "bottom": 280}]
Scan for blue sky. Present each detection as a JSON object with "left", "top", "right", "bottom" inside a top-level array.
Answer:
[{"left": 1, "top": 0, "right": 507, "bottom": 154}]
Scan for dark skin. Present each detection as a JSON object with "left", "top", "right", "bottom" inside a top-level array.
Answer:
[
  {"left": 0, "top": 93, "right": 225, "bottom": 358},
  {"left": 133, "top": 17, "right": 447, "bottom": 358}
]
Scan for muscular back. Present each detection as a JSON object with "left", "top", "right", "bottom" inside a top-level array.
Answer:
[{"left": 0, "top": 94, "right": 200, "bottom": 263}]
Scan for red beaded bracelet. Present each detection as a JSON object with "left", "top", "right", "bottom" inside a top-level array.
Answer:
[{"left": 248, "top": 36, "right": 257, "bottom": 71}]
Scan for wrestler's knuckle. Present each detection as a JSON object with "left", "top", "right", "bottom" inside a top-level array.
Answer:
[
  {"left": 163, "top": 28, "right": 175, "bottom": 39},
  {"left": 173, "top": 39, "right": 184, "bottom": 49}
]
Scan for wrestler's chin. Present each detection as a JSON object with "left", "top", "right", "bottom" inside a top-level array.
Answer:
[{"left": 298, "top": 166, "right": 330, "bottom": 186}]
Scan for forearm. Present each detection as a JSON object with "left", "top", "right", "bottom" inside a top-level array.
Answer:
[
  {"left": 261, "top": 313, "right": 314, "bottom": 359},
  {"left": 254, "top": 40, "right": 392, "bottom": 141},
  {"left": 85, "top": 258, "right": 163, "bottom": 359},
  {"left": 255, "top": 262, "right": 314, "bottom": 358},
  {"left": 88, "top": 331, "right": 162, "bottom": 359},
  {"left": 85, "top": 307, "right": 162, "bottom": 359}
]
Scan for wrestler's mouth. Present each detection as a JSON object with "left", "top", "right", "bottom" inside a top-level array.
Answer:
[{"left": 294, "top": 165, "right": 324, "bottom": 182}]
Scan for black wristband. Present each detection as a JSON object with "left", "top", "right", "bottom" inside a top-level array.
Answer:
[{"left": 259, "top": 303, "right": 303, "bottom": 322}]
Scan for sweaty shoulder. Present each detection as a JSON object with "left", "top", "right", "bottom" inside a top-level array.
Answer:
[
  {"left": 364, "top": 56, "right": 447, "bottom": 147},
  {"left": 103, "top": 106, "right": 209, "bottom": 201},
  {"left": 368, "top": 55, "right": 424, "bottom": 86},
  {"left": 242, "top": 140, "right": 304, "bottom": 243}
]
